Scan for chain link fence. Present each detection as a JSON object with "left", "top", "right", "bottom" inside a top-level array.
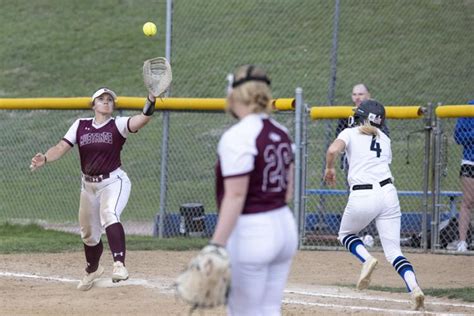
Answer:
[
  {"left": 433, "top": 114, "right": 473, "bottom": 252},
  {"left": 300, "top": 114, "right": 430, "bottom": 250},
  {"left": 1, "top": 1, "right": 473, "bottom": 254}
]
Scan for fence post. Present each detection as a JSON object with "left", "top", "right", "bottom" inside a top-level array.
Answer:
[
  {"left": 294, "top": 87, "right": 304, "bottom": 248},
  {"left": 421, "top": 103, "right": 433, "bottom": 251},
  {"left": 154, "top": 0, "right": 174, "bottom": 238},
  {"left": 431, "top": 103, "right": 443, "bottom": 250}
]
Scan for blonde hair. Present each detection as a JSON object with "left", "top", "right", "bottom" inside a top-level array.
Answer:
[
  {"left": 358, "top": 120, "right": 379, "bottom": 136},
  {"left": 230, "top": 65, "right": 272, "bottom": 114}
]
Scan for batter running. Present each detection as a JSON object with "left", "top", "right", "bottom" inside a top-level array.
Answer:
[
  {"left": 324, "top": 100, "right": 425, "bottom": 311},
  {"left": 30, "top": 87, "right": 157, "bottom": 291}
]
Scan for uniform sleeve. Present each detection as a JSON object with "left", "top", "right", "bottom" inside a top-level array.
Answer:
[
  {"left": 115, "top": 116, "right": 130, "bottom": 138},
  {"left": 218, "top": 131, "right": 256, "bottom": 177},
  {"left": 63, "top": 119, "right": 80, "bottom": 146},
  {"left": 336, "top": 128, "right": 351, "bottom": 147}
]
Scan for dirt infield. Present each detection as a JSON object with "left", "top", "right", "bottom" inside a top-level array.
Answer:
[{"left": 1, "top": 250, "right": 473, "bottom": 315}]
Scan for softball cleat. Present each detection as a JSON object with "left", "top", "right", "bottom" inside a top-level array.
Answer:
[
  {"left": 411, "top": 286, "right": 425, "bottom": 311},
  {"left": 77, "top": 265, "right": 104, "bottom": 291},
  {"left": 112, "top": 261, "right": 129, "bottom": 283},
  {"left": 357, "top": 257, "right": 378, "bottom": 290}
]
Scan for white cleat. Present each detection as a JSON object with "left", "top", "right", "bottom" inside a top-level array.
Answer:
[
  {"left": 457, "top": 241, "right": 468, "bottom": 252},
  {"left": 357, "top": 257, "right": 378, "bottom": 290},
  {"left": 112, "top": 261, "right": 129, "bottom": 283},
  {"left": 77, "top": 265, "right": 104, "bottom": 291},
  {"left": 411, "top": 287, "right": 425, "bottom": 311}
]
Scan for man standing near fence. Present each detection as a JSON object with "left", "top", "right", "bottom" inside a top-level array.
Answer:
[{"left": 453, "top": 99, "right": 474, "bottom": 252}]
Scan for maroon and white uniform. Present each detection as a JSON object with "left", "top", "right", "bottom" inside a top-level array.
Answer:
[
  {"left": 216, "top": 113, "right": 298, "bottom": 315},
  {"left": 63, "top": 116, "right": 133, "bottom": 246}
]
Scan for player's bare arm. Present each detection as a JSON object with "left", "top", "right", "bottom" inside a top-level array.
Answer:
[
  {"left": 286, "top": 163, "right": 295, "bottom": 203},
  {"left": 211, "top": 175, "right": 250, "bottom": 246},
  {"left": 30, "top": 140, "right": 72, "bottom": 172},
  {"left": 324, "top": 139, "right": 346, "bottom": 186},
  {"left": 128, "top": 93, "right": 156, "bottom": 132}
]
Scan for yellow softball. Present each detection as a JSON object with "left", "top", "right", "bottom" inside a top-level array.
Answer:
[{"left": 143, "top": 22, "right": 157, "bottom": 37}]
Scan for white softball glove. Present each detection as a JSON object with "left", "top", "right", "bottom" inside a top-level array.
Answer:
[
  {"left": 175, "top": 244, "right": 231, "bottom": 311},
  {"left": 143, "top": 57, "right": 172, "bottom": 97}
]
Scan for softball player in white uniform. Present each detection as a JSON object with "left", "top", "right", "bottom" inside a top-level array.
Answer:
[
  {"left": 211, "top": 65, "right": 298, "bottom": 316},
  {"left": 30, "top": 87, "right": 157, "bottom": 291},
  {"left": 324, "top": 100, "right": 425, "bottom": 311}
]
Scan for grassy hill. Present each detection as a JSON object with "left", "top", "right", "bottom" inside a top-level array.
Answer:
[{"left": 0, "top": 0, "right": 472, "bottom": 232}]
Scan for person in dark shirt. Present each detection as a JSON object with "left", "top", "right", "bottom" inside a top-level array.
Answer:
[{"left": 30, "top": 87, "right": 157, "bottom": 290}]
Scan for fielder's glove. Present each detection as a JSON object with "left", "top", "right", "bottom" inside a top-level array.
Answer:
[
  {"left": 175, "top": 243, "right": 231, "bottom": 311},
  {"left": 143, "top": 57, "right": 172, "bottom": 97}
]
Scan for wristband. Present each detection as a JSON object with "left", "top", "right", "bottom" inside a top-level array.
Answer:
[{"left": 143, "top": 97, "right": 156, "bottom": 116}]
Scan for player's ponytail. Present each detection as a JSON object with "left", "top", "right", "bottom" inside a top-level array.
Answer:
[{"left": 358, "top": 121, "right": 379, "bottom": 137}]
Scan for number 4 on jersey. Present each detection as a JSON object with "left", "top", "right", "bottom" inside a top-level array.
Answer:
[{"left": 370, "top": 136, "right": 382, "bottom": 158}]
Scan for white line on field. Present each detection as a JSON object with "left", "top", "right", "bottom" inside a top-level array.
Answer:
[
  {"left": 286, "top": 289, "right": 474, "bottom": 309},
  {"left": 283, "top": 299, "right": 466, "bottom": 316},
  {"left": 2, "top": 271, "right": 472, "bottom": 314},
  {"left": 0, "top": 271, "right": 77, "bottom": 283}
]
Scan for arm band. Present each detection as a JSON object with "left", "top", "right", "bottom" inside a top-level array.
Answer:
[{"left": 143, "top": 97, "right": 156, "bottom": 116}]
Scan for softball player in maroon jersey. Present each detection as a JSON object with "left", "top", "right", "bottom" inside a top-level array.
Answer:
[
  {"left": 324, "top": 100, "right": 425, "bottom": 310},
  {"left": 30, "top": 87, "right": 157, "bottom": 291},
  {"left": 211, "top": 65, "right": 298, "bottom": 315}
]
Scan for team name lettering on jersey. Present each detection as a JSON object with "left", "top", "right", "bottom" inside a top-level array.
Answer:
[{"left": 79, "top": 132, "right": 113, "bottom": 146}]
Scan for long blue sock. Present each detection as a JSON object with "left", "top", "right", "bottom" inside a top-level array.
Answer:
[
  {"left": 392, "top": 256, "right": 419, "bottom": 292},
  {"left": 342, "top": 234, "right": 371, "bottom": 263}
]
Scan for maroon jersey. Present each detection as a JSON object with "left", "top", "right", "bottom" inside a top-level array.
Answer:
[
  {"left": 215, "top": 114, "right": 294, "bottom": 214},
  {"left": 63, "top": 117, "right": 132, "bottom": 176}
]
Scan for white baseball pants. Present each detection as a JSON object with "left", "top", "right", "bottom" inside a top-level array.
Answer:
[
  {"left": 226, "top": 206, "right": 298, "bottom": 316},
  {"left": 79, "top": 168, "right": 131, "bottom": 246},
  {"left": 338, "top": 183, "right": 404, "bottom": 263}
]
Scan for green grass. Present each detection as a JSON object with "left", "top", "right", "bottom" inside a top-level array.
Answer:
[
  {"left": 0, "top": 1, "right": 472, "bottom": 229},
  {"left": 370, "top": 285, "right": 474, "bottom": 303},
  {"left": 337, "top": 283, "right": 474, "bottom": 303},
  {"left": 0, "top": 222, "right": 207, "bottom": 254}
]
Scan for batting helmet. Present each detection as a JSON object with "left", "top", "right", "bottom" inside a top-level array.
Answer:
[{"left": 353, "top": 99, "right": 385, "bottom": 128}]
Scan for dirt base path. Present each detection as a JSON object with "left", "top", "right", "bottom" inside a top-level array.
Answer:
[{"left": 1, "top": 251, "right": 473, "bottom": 315}]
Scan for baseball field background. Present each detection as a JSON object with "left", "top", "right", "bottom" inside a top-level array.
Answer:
[{"left": 1, "top": 0, "right": 474, "bottom": 314}]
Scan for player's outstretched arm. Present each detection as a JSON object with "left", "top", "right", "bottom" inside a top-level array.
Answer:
[
  {"left": 30, "top": 140, "right": 72, "bottom": 172},
  {"left": 128, "top": 93, "right": 155, "bottom": 132}
]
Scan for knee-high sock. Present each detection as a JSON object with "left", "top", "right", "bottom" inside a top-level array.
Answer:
[
  {"left": 106, "top": 222, "right": 126, "bottom": 264},
  {"left": 342, "top": 234, "right": 371, "bottom": 263},
  {"left": 392, "top": 256, "right": 419, "bottom": 292},
  {"left": 84, "top": 240, "right": 103, "bottom": 273}
]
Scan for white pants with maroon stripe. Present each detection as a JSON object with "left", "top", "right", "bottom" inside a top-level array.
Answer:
[
  {"left": 79, "top": 168, "right": 131, "bottom": 246},
  {"left": 226, "top": 206, "right": 298, "bottom": 316}
]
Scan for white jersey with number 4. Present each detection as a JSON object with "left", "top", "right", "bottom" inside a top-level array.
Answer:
[{"left": 337, "top": 127, "right": 393, "bottom": 187}]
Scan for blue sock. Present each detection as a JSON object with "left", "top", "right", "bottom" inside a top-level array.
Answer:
[
  {"left": 392, "top": 256, "right": 418, "bottom": 292},
  {"left": 342, "top": 234, "right": 370, "bottom": 263}
]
